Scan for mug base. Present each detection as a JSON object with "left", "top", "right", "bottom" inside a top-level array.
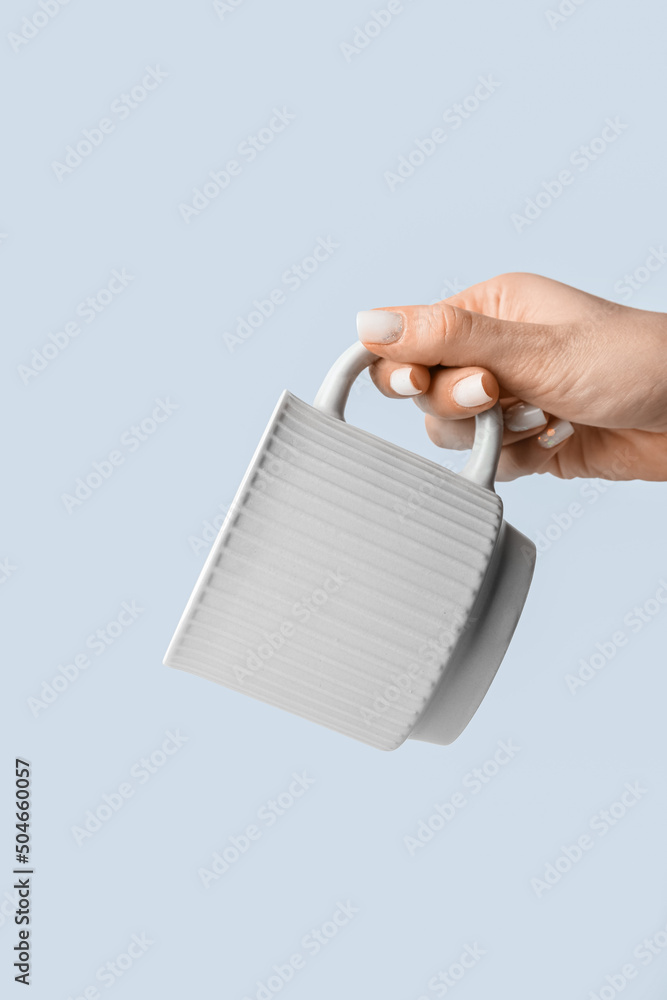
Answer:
[{"left": 408, "top": 520, "right": 536, "bottom": 746}]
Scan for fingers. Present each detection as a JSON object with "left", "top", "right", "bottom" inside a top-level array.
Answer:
[
  {"left": 424, "top": 404, "right": 551, "bottom": 451},
  {"left": 425, "top": 409, "right": 576, "bottom": 479},
  {"left": 425, "top": 416, "right": 655, "bottom": 481},
  {"left": 416, "top": 366, "right": 499, "bottom": 418},
  {"left": 370, "top": 359, "right": 500, "bottom": 417},
  {"left": 425, "top": 414, "right": 476, "bottom": 451},
  {"left": 360, "top": 294, "right": 578, "bottom": 478},
  {"left": 499, "top": 425, "right": 665, "bottom": 481},
  {"left": 356, "top": 302, "right": 566, "bottom": 405},
  {"left": 496, "top": 421, "right": 577, "bottom": 480},
  {"left": 503, "top": 400, "right": 548, "bottom": 433},
  {"left": 369, "top": 360, "right": 431, "bottom": 398}
]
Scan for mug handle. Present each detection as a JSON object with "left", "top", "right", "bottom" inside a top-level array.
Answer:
[{"left": 313, "top": 341, "right": 503, "bottom": 493}]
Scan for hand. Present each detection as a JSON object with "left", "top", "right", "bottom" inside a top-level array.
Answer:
[{"left": 356, "top": 272, "right": 667, "bottom": 482}]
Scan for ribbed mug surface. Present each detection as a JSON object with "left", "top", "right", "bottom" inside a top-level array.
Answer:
[{"left": 165, "top": 392, "right": 503, "bottom": 750}]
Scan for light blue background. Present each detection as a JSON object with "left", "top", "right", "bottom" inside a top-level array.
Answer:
[{"left": 2, "top": 0, "right": 667, "bottom": 997}]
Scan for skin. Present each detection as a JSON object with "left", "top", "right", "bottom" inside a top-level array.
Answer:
[{"left": 358, "top": 272, "right": 667, "bottom": 482}]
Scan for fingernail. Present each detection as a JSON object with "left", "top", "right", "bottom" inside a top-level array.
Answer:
[
  {"left": 356, "top": 310, "right": 404, "bottom": 344},
  {"left": 389, "top": 366, "right": 421, "bottom": 396},
  {"left": 452, "top": 373, "right": 493, "bottom": 408},
  {"left": 537, "top": 419, "right": 574, "bottom": 449},
  {"left": 504, "top": 402, "right": 546, "bottom": 432}
]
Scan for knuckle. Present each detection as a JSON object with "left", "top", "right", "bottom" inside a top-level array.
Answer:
[
  {"left": 486, "top": 272, "right": 516, "bottom": 299},
  {"left": 429, "top": 302, "right": 471, "bottom": 349},
  {"left": 485, "top": 272, "right": 551, "bottom": 320},
  {"left": 484, "top": 272, "right": 527, "bottom": 308},
  {"left": 416, "top": 304, "right": 446, "bottom": 345}
]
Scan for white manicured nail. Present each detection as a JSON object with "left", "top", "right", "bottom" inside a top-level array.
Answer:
[
  {"left": 504, "top": 402, "right": 546, "bottom": 432},
  {"left": 356, "top": 310, "right": 404, "bottom": 343},
  {"left": 537, "top": 419, "right": 574, "bottom": 449},
  {"left": 389, "top": 367, "right": 421, "bottom": 396},
  {"left": 452, "top": 373, "right": 493, "bottom": 408}
]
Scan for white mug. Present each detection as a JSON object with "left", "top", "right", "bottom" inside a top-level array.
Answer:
[{"left": 164, "top": 341, "right": 536, "bottom": 750}]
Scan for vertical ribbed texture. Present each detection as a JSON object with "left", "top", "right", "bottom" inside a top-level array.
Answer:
[{"left": 166, "top": 393, "right": 502, "bottom": 750}]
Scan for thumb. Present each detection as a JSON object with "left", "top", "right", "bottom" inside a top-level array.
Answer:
[{"left": 356, "top": 303, "right": 565, "bottom": 403}]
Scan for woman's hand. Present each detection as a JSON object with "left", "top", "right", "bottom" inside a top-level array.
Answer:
[{"left": 356, "top": 272, "right": 667, "bottom": 481}]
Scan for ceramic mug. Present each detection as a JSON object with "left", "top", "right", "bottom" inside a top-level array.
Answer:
[{"left": 164, "top": 341, "right": 536, "bottom": 750}]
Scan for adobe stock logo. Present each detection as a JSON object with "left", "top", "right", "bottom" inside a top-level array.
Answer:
[
  {"left": 415, "top": 943, "right": 486, "bottom": 999},
  {"left": 70, "top": 731, "right": 189, "bottom": 846},
  {"left": 213, "top": 0, "right": 248, "bottom": 18},
  {"left": 613, "top": 245, "right": 667, "bottom": 302},
  {"left": 27, "top": 601, "right": 144, "bottom": 717},
  {"left": 8, "top": 0, "right": 73, "bottom": 54},
  {"left": 235, "top": 569, "right": 349, "bottom": 683},
  {"left": 179, "top": 108, "right": 295, "bottom": 224},
  {"left": 544, "top": 0, "right": 590, "bottom": 31},
  {"left": 564, "top": 579, "right": 667, "bottom": 695},
  {"left": 403, "top": 740, "right": 520, "bottom": 856},
  {"left": 240, "top": 901, "right": 358, "bottom": 1000},
  {"left": 530, "top": 782, "right": 648, "bottom": 898},
  {"left": 0, "top": 558, "right": 17, "bottom": 586},
  {"left": 223, "top": 236, "right": 339, "bottom": 352},
  {"left": 384, "top": 75, "right": 501, "bottom": 192},
  {"left": 511, "top": 117, "right": 628, "bottom": 233},
  {"left": 51, "top": 67, "right": 168, "bottom": 181},
  {"left": 60, "top": 397, "right": 179, "bottom": 513},
  {"left": 17, "top": 269, "right": 134, "bottom": 384},
  {"left": 586, "top": 917, "right": 667, "bottom": 1000},
  {"left": 64, "top": 933, "right": 154, "bottom": 998},
  {"left": 198, "top": 771, "right": 316, "bottom": 888},
  {"left": 339, "top": 1, "right": 414, "bottom": 62}
]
